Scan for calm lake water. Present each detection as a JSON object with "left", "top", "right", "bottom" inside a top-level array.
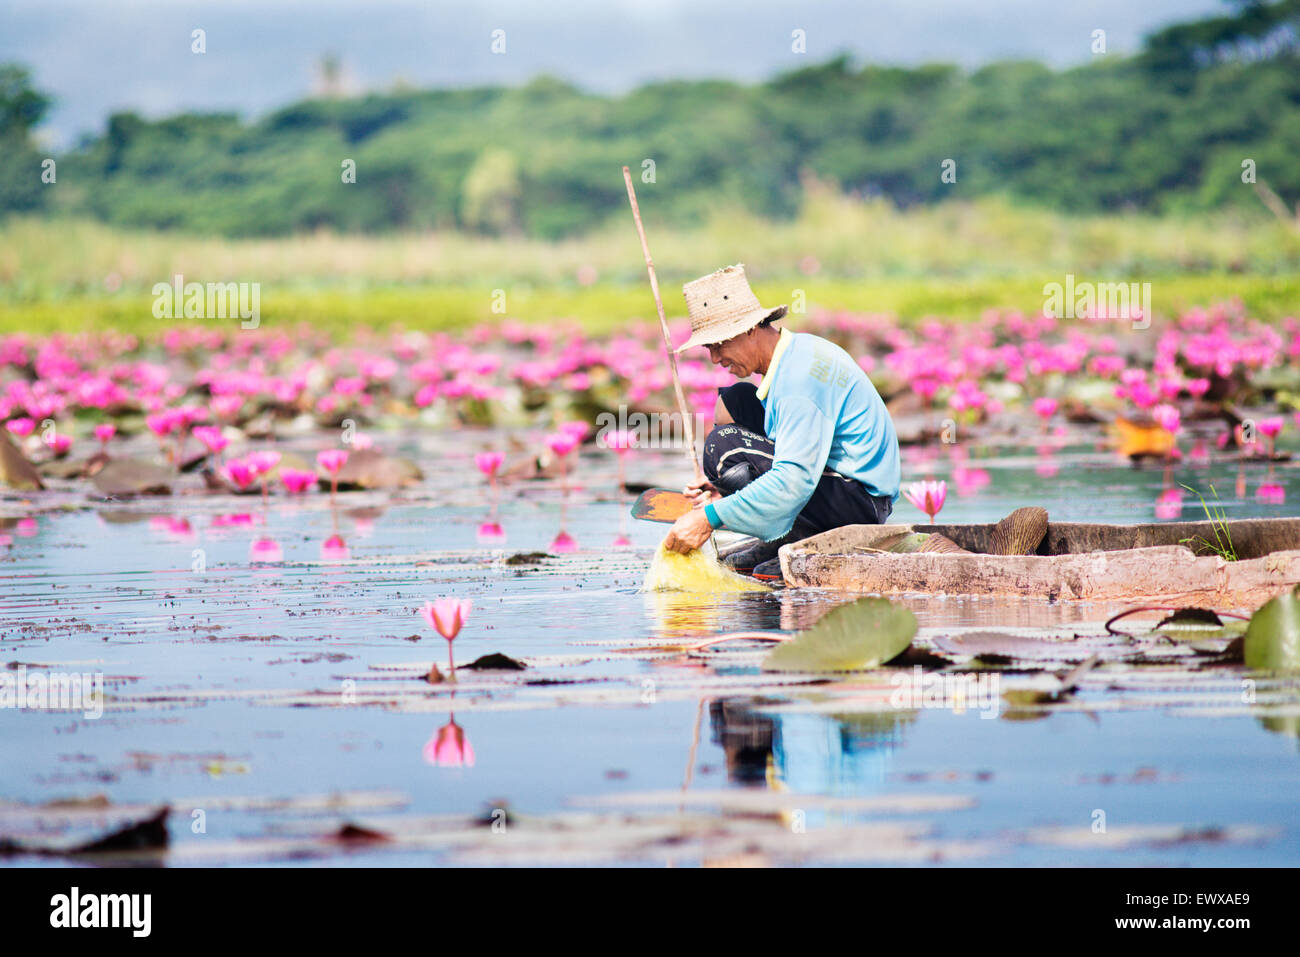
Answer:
[{"left": 2, "top": 429, "right": 1298, "bottom": 866}]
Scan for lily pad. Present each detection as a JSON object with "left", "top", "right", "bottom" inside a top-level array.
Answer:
[
  {"left": 762, "top": 597, "right": 916, "bottom": 673},
  {"left": 0, "top": 433, "right": 43, "bottom": 491},
  {"left": 90, "top": 458, "right": 173, "bottom": 498},
  {"left": 932, "top": 631, "right": 1134, "bottom": 662},
  {"left": 1243, "top": 588, "right": 1300, "bottom": 672},
  {"left": 1152, "top": 608, "right": 1248, "bottom": 644},
  {"left": 327, "top": 449, "right": 423, "bottom": 490},
  {"left": 461, "top": 652, "right": 527, "bottom": 671}
]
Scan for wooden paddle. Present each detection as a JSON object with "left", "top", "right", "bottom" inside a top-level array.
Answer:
[{"left": 630, "top": 487, "right": 694, "bottom": 524}]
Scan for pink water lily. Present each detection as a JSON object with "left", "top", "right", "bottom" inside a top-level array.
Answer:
[
  {"left": 603, "top": 429, "right": 636, "bottom": 454},
  {"left": 6, "top": 417, "right": 35, "bottom": 438},
  {"left": 422, "top": 598, "right": 471, "bottom": 642},
  {"left": 222, "top": 458, "right": 257, "bottom": 491},
  {"left": 546, "top": 431, "right": 580, "bottom": 458},
  {"left": 145, "top": 409, "right": 180, "bottom": 438},
  {"left": 317, "top": 448, "right": 349, "bottom": 500},
  {"left": 316, "top": 449, "right": 349, "bottom": 474},
  {"left": 475, "top": 451, "right": 504, "bottom": 479},
  {"left": 1258, "top": 416, "right": 1284, "bottom": 457},
  {"left": 1032, "top": 397, "right": 1058, "bottom": 421},
  {"left": 1151, "top": 404, "right": 1181, "bottom": 434},
  {"left": 558, "top": 420, "right": 590, "bottom": 442},
  {"left": 903, "top": 480, "right": 947, "bottom": 523},
  {"left": 93, "top": 423, "right": 116, "bottom": 445},
  {"left": 421, "top": 598, "right": 472, "bottom": 675},
  {"left": 211, "top": 395, "right": 243, "bottom": 421},
  {"left": 603, "top": 429, "right": 637, "bottom": 491},
  {"left": 1257, "top": 416, "right": 1284, "bottom": 439},
  {"left": 193, "top": 425, "right": 228, "bottom": 456},
  {"left": 247, "top": 450, "right": 282, "bottom": 476},
  {"left": 45, "top": 433, "right": 72, "bottom": 456},
  {"left": 279, "top": 467, "right": 316, "bottom": 494}
]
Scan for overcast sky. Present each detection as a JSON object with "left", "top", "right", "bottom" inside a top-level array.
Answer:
[{"left": 4, "top": 0, "right": 1227, "bottom": 148}]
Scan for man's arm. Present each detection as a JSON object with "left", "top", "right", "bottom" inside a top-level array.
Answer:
[{"left": 709, "top": 396, "right": 834, "bottom": 541}]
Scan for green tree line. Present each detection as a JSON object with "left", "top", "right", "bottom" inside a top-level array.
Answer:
[{"left": 2, "top": 0, "right": 1298, "bottom": 238}]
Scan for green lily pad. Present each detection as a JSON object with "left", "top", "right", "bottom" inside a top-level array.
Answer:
[
  {"left": 1243, "top": 589, "right": 1300, "bottom": 673},
  {"left": 761, "top": 597, "right": 916, "bottom": 673}
]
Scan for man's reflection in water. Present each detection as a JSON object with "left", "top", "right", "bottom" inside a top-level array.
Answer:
[
  {"left": 709, "top": 699, "right": 775, "bottom": 785},
  {"left": 710, "top": 698, "right": 914, "bottom": 797}
]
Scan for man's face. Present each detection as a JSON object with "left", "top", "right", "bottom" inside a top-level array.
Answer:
[{"left": 706, "top": 331, "right": 754, "bottom": 378}]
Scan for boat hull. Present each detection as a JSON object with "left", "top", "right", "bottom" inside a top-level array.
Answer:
[{"left": 779, "top": 518, "right": 1300, "bottom": 607}]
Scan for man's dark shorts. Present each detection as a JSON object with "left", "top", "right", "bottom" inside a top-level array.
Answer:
[{"left": 704, "top": 381, "right": 893, "bottom": 539}]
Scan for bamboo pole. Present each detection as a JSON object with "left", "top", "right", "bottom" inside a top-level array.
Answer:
[{"left": 623, "top": 166, "right": 703, "bottom": 481}]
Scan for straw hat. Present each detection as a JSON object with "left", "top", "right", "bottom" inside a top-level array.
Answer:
[{"left": 676, "top": 264, "right": 787, "bottom": 353}]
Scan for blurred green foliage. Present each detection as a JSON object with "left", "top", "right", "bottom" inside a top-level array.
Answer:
[
  {"left": 1, "top": 2, "right": 1297, "bottom": 237},
  {"left": 2, "top": 274, "right": 1295, "bottom": 338}
]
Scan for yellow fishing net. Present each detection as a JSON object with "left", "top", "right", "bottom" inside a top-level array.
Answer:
[{"left": 641, "top": 542, "right": 770, "bottom": 593}]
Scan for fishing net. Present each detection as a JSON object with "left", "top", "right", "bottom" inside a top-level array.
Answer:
[{"left": 641, "top": 542, "right": 770, "bottom": 593}]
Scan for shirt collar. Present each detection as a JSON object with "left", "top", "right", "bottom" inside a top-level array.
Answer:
[{"left": 755, "top": 327, "right": 793, "bottom": 401}]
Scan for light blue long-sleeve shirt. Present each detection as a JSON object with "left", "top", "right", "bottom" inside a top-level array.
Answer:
[{"left": 705, "top": 329, "right": 899, "bottom": 542}]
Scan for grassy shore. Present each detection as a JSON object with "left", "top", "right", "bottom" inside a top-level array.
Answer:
[
  {"left": 2, "top": 193, "right": 1297, "bottom": 336},
  {"left": 2, "top": 274, "right": 1295, "bottom": 339}
]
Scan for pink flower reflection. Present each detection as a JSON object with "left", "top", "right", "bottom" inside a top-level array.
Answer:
[
  {"left": 550, "top": 530, "right": 578, "bottom": 553},
  {"left": 952, "top": 467, "right": 990, "bottom": 497},
  {"left": 321, "top": 534, "right": 349, "bottom": 560},
  {"left": 212, "top": 513, "right": 256, "bottom": 527},
  {"left": 477, "top": 521, "right": 506, "bottom": 544},
  {"left": 1257, "top": 483, "right": 1286, "bottom": 505},
  {"left": 149, "top": 515, "right": 194, "bottom": 539},
  {"left": 249, "top": 537, "right": 283, "bottom": 562},
  {"left": 423, "top": 718, "right": 475, "bottom": 767},
  {"left": 1155, "top": 487, "right": 1184, "bottom": 520}
]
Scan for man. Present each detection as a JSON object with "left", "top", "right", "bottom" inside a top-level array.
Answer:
[{"left": 663, "top": 264, "right": 900, "bottom": 581}]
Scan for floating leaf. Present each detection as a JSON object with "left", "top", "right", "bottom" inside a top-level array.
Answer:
[
  {"left": 1152, "top": 608, "right": 1248, "bottom": 644},
  {"left": 90, "top": 458, "right": 173, "bottom": 497},
  {"left": 0, "top": 433, "right": 43, "bottom": 491},
  {"left": 932, "top": 632, "right": 1132, "bottom": 662},
  {"left": 328, "top": 449, "right": 422, "bottom": 490},
  {"left": 762, "top": 597, "right": 916, "bottom": 673},
  {"left": 1243, "top": 588, "right": 1300, "bottom": 672},
  {"left": 461, "top": 652, "right": 527, "bottom": 671}
]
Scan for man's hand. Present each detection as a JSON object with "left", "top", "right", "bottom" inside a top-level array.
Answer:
[
  {"left": 663, "top": 506, "right": 714, "bottom": 554},
  {"left": 683, "top": 477, "right": 723, "bottom": 508}
]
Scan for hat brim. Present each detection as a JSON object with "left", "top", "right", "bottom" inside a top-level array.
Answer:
[{"left": 674, "top": 305, "right": 788, "bottom": 353}]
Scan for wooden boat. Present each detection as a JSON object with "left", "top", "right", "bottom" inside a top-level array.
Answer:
[{"left": 778, "top": 517, "right": 1300, "bottom": 607}]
